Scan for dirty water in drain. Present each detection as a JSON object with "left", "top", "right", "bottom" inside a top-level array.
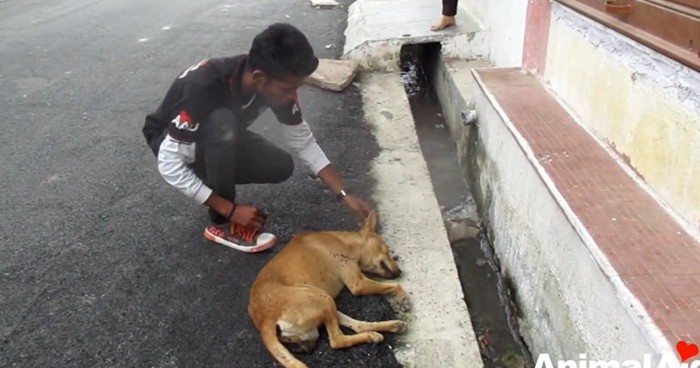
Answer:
[{"left": 399, "top": 42, "right": 535, "bottom": 368}]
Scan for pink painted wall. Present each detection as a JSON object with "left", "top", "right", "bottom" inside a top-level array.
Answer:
[{"left": 522, "top": 0, "right": 551, "bottom": 75}]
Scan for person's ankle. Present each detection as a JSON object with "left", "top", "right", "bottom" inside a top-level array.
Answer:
[{"left": 431, "top": 15, "right": 456, "bottom": 31}]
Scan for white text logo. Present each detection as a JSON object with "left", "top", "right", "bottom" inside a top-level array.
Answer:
[
  {"left": 536, "top": 353, "right": 698, "bottom": 368},
  {"left": 171, "top": 110, "right": 199, "bottom": 132}
]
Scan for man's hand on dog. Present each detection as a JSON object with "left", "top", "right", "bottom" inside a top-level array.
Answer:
[
  {"left": 231, "top": 204, "right": 268, "bottom": 229},
  {"left": 343, "top": 194, "right": 372, "bottom": 220}
]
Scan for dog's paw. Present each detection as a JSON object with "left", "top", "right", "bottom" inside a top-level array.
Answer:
[
  {"left": 367, "top": 331, "right": 384, "bottom": 344},
  {"left": 389, "top": 320, "right": 407, "bottom": 333},
  {"left": 397, "top": 296, "right": 412, "bottom": 313},
  {"left": 392, "top": 289, "right": 412, "bottom": 313},
  {"left": 288, "top": 362, "right": 308, "bottom": 368}
]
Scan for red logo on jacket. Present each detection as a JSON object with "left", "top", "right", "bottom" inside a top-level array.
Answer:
[{"left": 171, "top": 110, "right": 199, "bottom": 132}]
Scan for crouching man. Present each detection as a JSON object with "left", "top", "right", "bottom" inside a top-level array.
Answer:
[{"left": 142, "top": 23, "right": 371, "bottom": 253}]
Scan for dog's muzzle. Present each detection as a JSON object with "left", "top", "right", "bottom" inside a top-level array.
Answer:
[{"left": 381, "top": 261, "right": 401, "bottom": 278}]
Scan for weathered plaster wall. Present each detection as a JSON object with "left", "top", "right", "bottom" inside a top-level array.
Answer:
[{"left": 543, "top": 2, "right": 700, "bottom": 233}]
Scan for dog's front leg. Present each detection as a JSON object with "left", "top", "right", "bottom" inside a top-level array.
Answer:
[{"left": 341, "top": 268, "right": 411, "bottom": 312}]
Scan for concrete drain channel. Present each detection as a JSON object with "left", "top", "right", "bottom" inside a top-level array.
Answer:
[{"left": 398, "top": 42, "right": 535, "bottom": 368}]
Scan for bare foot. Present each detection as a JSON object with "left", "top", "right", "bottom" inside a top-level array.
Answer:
[{"left": 431, "top": 16, "right": 456, "bottom": 31}]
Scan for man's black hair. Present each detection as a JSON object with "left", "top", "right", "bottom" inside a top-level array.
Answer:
[{"left": 248, "top": 23, "right": 319, "bottom": 80}]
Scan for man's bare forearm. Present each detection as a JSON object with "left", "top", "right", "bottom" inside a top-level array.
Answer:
[
  {"left": 204, "top": 192, "right": 234, "bottom": 217},
  {"left": 316, "top": 164, "right": 344, "bottom": 195}
]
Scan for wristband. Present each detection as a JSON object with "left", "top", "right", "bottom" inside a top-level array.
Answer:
[{"left": 336, "top": 189, "right": 347, "bottom": 201}]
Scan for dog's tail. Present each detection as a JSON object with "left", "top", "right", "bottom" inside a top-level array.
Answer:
[{"left": 260, "top": 321, "right": 305, "bottom": 368}]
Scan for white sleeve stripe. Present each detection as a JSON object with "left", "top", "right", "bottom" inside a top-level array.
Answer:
[
  {"left": 298, "top": 141, "right": 331, "bottom": 175},
  {"left": 157, "top": 135, "right": 213, "bottom": 204},
  {"left": 281, "top": 120, "right": 330, "bottom": 175}
]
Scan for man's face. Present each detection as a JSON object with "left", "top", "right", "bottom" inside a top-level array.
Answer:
[{"left": 252, "top": 71, "right": 304, "bottom": 107}]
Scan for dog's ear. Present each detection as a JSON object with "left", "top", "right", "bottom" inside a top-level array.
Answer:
[{"left": 361, "top": 210, "right": 378, "bottom": 234}]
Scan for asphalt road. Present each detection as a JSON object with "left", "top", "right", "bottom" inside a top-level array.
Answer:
[{"left": 0, "top": 0, "right": 402, "bottom": 366}]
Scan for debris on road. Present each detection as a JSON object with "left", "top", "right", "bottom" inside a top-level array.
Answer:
[
  {"left": 305, "top": 58, "right": 359, "bottom": 92},
  {"left": 310, "top": 0, "right": 340, "bottom": 8}
]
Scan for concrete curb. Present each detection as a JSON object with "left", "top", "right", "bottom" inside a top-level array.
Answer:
[{"left": 358, "top": 72, "right": 484, "bottom": 368}]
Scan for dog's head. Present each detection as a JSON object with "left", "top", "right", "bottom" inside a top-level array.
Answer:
[{"left": 357, "top": 210, "right": 402, "bottom": 279}]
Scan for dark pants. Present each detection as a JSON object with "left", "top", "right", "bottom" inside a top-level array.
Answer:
[
  {"left": 192, "top": 108, "right": 294, "bottom": 224},
  {"left": 442, "top": 0, "right": 458, "bottom": 16}
]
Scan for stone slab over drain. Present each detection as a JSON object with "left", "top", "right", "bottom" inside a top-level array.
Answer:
[
  {"left": 341, "top": 0, "right": 486, "bottom": 72},
  {"left": 305, "top": 58, "right": 359, "bottom": 92}
]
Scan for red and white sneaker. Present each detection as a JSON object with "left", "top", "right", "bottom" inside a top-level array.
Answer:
[{"left": 203, "top": 223, "right": 277, "bottom": 253}]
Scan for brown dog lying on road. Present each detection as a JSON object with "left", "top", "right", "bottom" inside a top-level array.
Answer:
[{"left": 247, "top": 210, "right": 411, "bottom": 368}]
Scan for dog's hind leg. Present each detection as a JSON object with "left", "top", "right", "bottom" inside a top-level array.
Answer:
[
  {"left": 337, "top": 311, "right": 407, "bottom": 334},
  {"left": 316, "top": 295, "right": 385, "bottom": 349}
]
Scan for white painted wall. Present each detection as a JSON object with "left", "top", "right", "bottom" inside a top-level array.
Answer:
[
  {"left": 543, "top": 2, "right": 700, "bottom": 236},
  {"left": 457, "top": 0, "right": 528, "bottom": 67}
]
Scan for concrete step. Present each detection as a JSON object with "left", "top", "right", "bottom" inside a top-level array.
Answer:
[
  {"left": 341, "top": 0, "right": 488, "bottom": 72},
  {"left": 434, "top": 58, "right": 700, "bottom": 365}
]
